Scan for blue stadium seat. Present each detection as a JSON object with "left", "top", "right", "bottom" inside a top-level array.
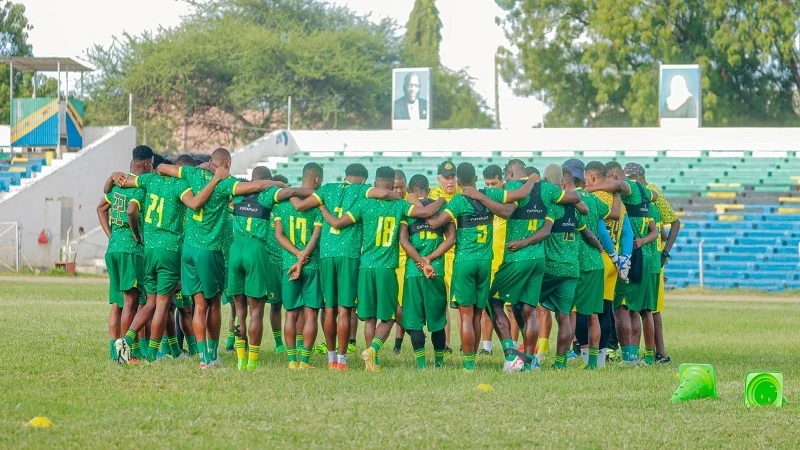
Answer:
[
  {"left": 754, "top": 262, "right": 799, "bottom": 272},
  {"left": 0, "top": 172, "right": 21, "bottom": 185},
  {"left": 737, "top": 279, "right": 784, "bottom": 291}
]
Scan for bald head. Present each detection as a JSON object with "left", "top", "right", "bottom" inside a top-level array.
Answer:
[
  {"left": 211, "top": 148, "right": 232, "bottom": 170},
  {"left": 543, "top": 164, "right": 563, "bottom": 185},
  {"left": 251, "top": 166, "right": 271, "bottom": 181}
]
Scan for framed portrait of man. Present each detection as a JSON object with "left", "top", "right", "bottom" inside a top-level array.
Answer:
[
  {"left": 392, "top": 67, "right": 431, "bottom": 130},
  {"left": 659, "top": 64, "right": 701, "bottom": 128}
]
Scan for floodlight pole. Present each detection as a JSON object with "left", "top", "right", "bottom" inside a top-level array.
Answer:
[
  {"left": 287, "top": 96, "right": 292, "bottom": 131},
  {"left": 128, "top": 93, "right": 133, "bottom": 126}
]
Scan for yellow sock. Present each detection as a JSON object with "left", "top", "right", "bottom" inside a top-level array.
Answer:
[
  {"left": 235, "top": 339, "right": 246, "bottom": 362},
  {"left": 538, "top": 338, "right": 550, "bottom": 354},
  {"left": 248, "top": 344, "right": 260, "bottom": 366}
]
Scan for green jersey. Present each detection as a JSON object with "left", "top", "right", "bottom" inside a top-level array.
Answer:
[
  {"left": 178, "top": 166, "right": 239, "bottom": 251},
  {"left": 105, "top": 183, "right": 146, "bottom": 255},
  {"left": 273, "top": 201, "right": 323, "bottom": 270},
  {"left": 444, "top": 189, "right": 505, "bottom": 263},
  {"left": 134, "top": 173, "right": 192, "bottom": 252},
  {"left": 265, "top": 215, "right": 281, "bottom": 262},
  {"left": 346, "top": 198, "right": 415, "bottom": 269},
  {"left": 621, "top": 179, "right": 655, "bottom": 257},
  {"left": 314, "top": 182, "right": 370, "bottom": 259},
  {"left": 545, "top": 202, "right": 580, "bottom": 278},
  {"left": 648, "top": 203, "right": 662, "bottom": 274},
  {"left": 504, "top": 180, "right": 564, "bottom": 262},
  {"left": 576, "top": 189, "right": 610, "bottom": 272},
  {"left": 402, "top": 198, "right": 446, "bottom": 278},
  {"left": 232, "top": 187, "right": 281, "bottom": 243}
]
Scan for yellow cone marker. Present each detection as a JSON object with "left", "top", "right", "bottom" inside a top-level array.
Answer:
[
  {"left": 26, "top": 417, "right": 53, "bottom": 428},
  {"left": 474, "top": 383, "right": 493, "bottom": 392}
]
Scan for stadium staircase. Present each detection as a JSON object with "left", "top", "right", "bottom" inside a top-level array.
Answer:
[{"left": 241, "top": 147, "right": 799, "bottom": 292}]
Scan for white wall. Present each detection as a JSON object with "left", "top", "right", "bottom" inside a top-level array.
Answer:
[
  {"left": 230, "top": 130, "right": 299, "bottom": 175},
  {"left": 290, "top": 127, "right": 800, "bottom": 153},
  {"left": 0, "top": 126, "right": 136, "bottom": 268}
]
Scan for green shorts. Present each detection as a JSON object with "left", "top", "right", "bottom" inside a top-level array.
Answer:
[
  {"left": 450, "top": 260, "right": 491, "bottom": 309},
  {"left": 138, "top": 292, "right": 147, "bottom": 306},
  {"left": 266, "top": 259, "right": 283, "bottom": 305},
  {"left": 181, "top": 243, "right": 225, "bottom": 299},
  {"left": 105, "top": 251, "right": 143, "bottom": 306},
  {"left": 227, "top": 239, "right": 270, "bottom": 299},
  {"left": 574, "top": 269, "right": 605, "bottom": 315},
  {"left": 174, "top": 291, "right": 193, "bottom": 309},
  {"left": 357, "top": 268, "right": 398, "bottom": 321},
  {"left": 490, "top": 258, "right": 545, "bottom": 307},
  {"left": 540, "top": 273, "right": 578, "bottom": 315},
  {"left": 143, "top": 248, "right": 181, "bottom": 296},
  {"left": 282, "top": 267, "right": 322, "bottom": 311},
  {"left": 320, "top": 257, "right": 360, "bottom": 309},
  {"left": 624, "top": 257, "right": 654, "bottom": 312},
  {"left": 401, "top": 276, "right": 447, "bottom": 332}
]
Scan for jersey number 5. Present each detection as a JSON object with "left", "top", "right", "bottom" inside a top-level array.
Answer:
[{"left": 375, "top": 216, "right": 396, "bottom": 247}]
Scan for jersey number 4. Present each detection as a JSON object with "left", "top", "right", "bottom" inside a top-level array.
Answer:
[{"left": 375, "top": 216, "right": 396, "bottom": 247}]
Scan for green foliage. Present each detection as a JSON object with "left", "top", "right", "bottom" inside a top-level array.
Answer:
[
  {"left": 400, "top": 0, "right": 442, "bottom": 69},
  {"left": 85, "top": 0, "right": 400, "bottom": 151},
  {"left": 400, "top": 0, "right": 493, "bottom": 128},
  {"left": 0, "top": 2, "right": 67, "bottom": 124},
  {"left": 497, "top": 0, "right": 800, "bottom": 126},
  {"left": 0, "top": 1, "right": 32, "bottom": 124}
]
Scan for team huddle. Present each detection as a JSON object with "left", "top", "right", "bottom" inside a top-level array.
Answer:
[{"left": 99, "top": 144, "right": 680, "bottom": 372}]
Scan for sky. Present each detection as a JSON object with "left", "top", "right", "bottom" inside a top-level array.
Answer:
[{"left": 23, "top": 0, "right": 545, "bottom": 128}]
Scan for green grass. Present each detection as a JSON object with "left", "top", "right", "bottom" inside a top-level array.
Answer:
[{"left": 1, "top": 280, "right": 798, "bottom": 448}]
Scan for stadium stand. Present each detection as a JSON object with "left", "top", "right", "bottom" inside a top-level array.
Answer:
[
  {"left": 0, "top": 151, "right": 54, "bottom": 193},
  {"left": 240, "top": 146, "right": 800, "bottom": 292}
]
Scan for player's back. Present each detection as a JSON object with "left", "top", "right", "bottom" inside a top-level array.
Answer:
[
  {"left": 404, "top": 198, "right": 446, "bottom": 276},
  {"left": 446, "top": 192, "right": 500, "bottom": 263},
  {"left": 137, "top": 173, "right": 190, "bottom": 251},
  {"left": 274, "top": 201, "right": 323, "bottom": 270},
  {"left": 106, "top": 183, "right": 145, "bottom": 255},
  {"left": 179, "top": 165, "right": 238, "bottom": 251},
  {"left": 546, "top": 202, "right": 579, "bottom": 277},
  {"left": 350, "top": 197, "right": 414, "bottom": 269},
  {"left": 232, "top": 187, "right": 281, "bottom": 244},
  {"left": 316, "top": 182, "right": 368, "bottom": 259}
]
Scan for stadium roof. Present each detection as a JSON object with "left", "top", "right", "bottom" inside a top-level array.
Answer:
[{"left": 0, "top": 57, "right": 95, "bottom": 72}]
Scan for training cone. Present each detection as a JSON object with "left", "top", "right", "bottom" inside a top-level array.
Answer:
[
  {"left": 744, "top": 372, "right": 786, "bottom": 407},
  {"left": 474, "top": 383, "right": 494, "bottom": 392},
  {"left": 670, "top": 363, "right": 717, "bottom": 402},
  {"left": 25, "top": 417, "right": 53, "bottom": 428}
]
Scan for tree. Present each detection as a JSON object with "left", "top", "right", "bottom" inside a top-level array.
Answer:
[
  {"left": 85, "top": 0, "right": 400, "bottom": 151},
  {"left": 0, "top": 1, "right": 32, "bottom": 124},
  {"left": 496, "top": 0, "right": 800, "bottom": 126},
  {"left": 401, "top": 0, "right": 493, "bottom": 128}
]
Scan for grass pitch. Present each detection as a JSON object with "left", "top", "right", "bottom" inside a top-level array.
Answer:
[{"left": 1, "top": 278, "right": 797, "bottom": 448}]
